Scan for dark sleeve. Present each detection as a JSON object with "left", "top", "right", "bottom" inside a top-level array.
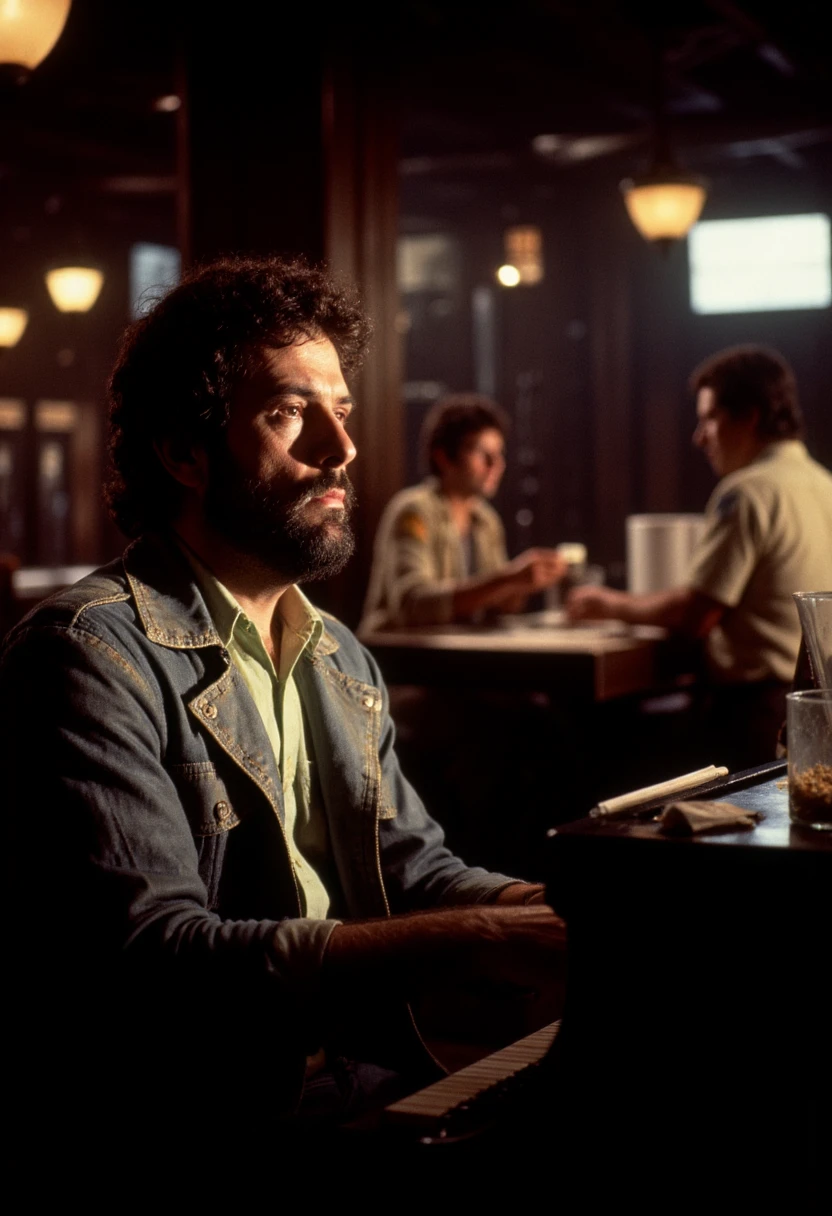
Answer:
[{"left": 0, "top": 620, "right": 337, "bottom": 1093}]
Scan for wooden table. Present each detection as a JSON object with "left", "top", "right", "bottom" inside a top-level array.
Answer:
[{"left": 360, "top": 614, "right": 675, "bottom": 703}]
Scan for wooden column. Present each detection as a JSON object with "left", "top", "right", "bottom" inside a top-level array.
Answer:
[
  {"left": 179, "top": 17, "right": 402, "bottom": 625},
  {"left": 323, "top": 38, "right": 403, "bottom": 626}
]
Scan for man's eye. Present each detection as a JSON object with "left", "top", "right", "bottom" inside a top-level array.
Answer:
[{"left": 269, "top": 404, "right": 302, "bottom": 420}]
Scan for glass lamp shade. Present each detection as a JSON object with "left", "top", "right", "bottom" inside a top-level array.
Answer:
[
  {"left": 621, "top": 174, "right": 707, "bottom": 241},
  {"left": 0, "top": 307, "right": 29, "bottom": 347},
  {"left": 0, "top": 0, "right": 72, "bottom": 71},
  {"left": 45, "top": 266, "right": 104, "bottom": 312}
]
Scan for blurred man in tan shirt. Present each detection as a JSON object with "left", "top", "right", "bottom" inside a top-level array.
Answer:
[
  {"left": 361, "top": 394, "right": 565, "bottom": 631},
  {"left": 568, "top": 345, "right": 832, "bottom": 770}
]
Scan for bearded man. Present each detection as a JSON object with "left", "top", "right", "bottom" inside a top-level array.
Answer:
[{"left": 0, "top": 258, "right": 565, "bottom": 1162}]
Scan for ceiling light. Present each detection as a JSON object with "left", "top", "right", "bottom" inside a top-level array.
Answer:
[
  {"left": 0, "top": 0, "right": 72, "bottom": 81},
  {"left": 0, "top": 307, "right": 29, "bottom": 347},
  {"left": 621, "top": 171, "right": 707, "bottom": 242},
  {"left": 45, "top": 266, "right": 104, "bottom": 313},
  {"left": 496, "top": 264, "right": 521, "bottom": 287},
  {"left": 621, "top": 41, "right": 708, "bottom": 247}
]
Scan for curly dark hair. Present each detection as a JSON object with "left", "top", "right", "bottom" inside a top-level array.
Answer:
[
  {"left": 689, "top": 345, "right": 803, "bottom": 440},
  {"left": 105, "top": 255, "right": 372, "bottom": 537},
  {"left": 421, "top": 393, "right": 510, "bottom": 476}
]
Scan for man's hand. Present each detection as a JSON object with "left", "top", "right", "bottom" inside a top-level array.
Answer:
[
  {"left": 500, "top": 548, "right": 568, "bottom": 598},
  {"left": 565, "top": 583, "right": 725, "bottom": 636},
  {"left": 565, "top": 584, "right": 626, "bottom": 622}
]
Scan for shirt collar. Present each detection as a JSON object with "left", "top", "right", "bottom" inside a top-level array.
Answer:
[
  {"left": 425, "top": 475, "right": 494, "bottom": 526},
  {"left": 178, "top": 541, "right": 324, "bottom": 660},
  {"left": 757, "top": 439, "right": 807, "bottom": 463}
]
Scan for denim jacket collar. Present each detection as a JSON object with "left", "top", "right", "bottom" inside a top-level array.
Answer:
[{"left": 123, "top": 533, "right": 340, "bottom": 657}]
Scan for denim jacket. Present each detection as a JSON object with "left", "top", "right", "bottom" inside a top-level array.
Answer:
[{"left": 1, "top": 534, "right": 512, "bottom": 1114}]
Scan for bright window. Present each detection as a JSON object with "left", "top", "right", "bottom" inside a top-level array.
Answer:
[
  {"left": 129, "top": 243, "right": 182, "bottom": 319},
  {"left": 688, "top": 213, "right": 831, "bottom": 314}
]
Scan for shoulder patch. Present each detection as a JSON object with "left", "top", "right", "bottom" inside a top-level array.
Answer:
[
  {"left": 715, "top": 490, "right": 740, "bottom": 521},
  {"left": 395, "top": 510, "right": 428, "bottom": 543}
]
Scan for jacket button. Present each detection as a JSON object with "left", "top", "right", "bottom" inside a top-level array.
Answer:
[
  {"left": 362, "top": 695, "right": 376, "bottom": 710},
  {"left": 203, "top": 703, "right": 218, "bottom": 719},
  {"left": 215, "top": 801, "right": 231, "bottom": 821}
]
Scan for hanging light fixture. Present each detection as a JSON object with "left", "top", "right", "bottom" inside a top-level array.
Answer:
[
  {"left": 621, "top": 171, "right": 707, "bottom": 242},
  {"left": 620, "top": 38, "right": 707, "bottom": 247},
  {"left": 0, "top": 307, "right": 29, "bottom": 348},
  {"left": 45, "top": 266, "right": 104, "bottom": 313},
  {"left": 0, "top": 0, "right": 73, "bottom": 83}
]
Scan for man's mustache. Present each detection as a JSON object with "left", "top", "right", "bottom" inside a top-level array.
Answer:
[{"left": 292, "top": 471, "right": 356, "bottom": 512}]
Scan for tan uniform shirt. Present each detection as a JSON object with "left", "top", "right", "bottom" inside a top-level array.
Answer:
[
  {"left": 687, "top": 440, "right": 832, "bottom": 684},
  {"left": 360, "top": 477, "right": 508, "bottom": 631}
]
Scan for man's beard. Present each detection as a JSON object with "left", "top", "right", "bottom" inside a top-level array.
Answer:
[{"left": 202, "top": 451, "right": 356, "bottom": 584}]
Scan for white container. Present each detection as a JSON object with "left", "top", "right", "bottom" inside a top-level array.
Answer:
[{"left": 626, "top": 513, "right": 706, "bottom": 594}]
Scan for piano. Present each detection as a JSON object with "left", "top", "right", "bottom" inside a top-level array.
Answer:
[{"left": 378, "top": 761, "right": 830, "bottom": 1206}]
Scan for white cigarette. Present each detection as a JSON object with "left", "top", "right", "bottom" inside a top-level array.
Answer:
[{"left": 591, "top": 765, "right": 729, "bottom": 818}]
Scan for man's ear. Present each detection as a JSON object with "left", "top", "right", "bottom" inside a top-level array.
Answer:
[
  {"left": 431, "top": 447, "right": 451, "bottom": 476},
  {"left": 153, "top": 434, "right": 210, "bottom": 493}
]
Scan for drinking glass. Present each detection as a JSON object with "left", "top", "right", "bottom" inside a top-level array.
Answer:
[
  {"left": 786, "top": 689, "right": 832, "bottom": 830},
  {"left": 793, "top": 591, "right": 832, "bottom": 690}
]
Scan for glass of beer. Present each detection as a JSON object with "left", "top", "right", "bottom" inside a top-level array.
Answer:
[{"left": 786, "top": 689, "right": 832, "bottom": 830}]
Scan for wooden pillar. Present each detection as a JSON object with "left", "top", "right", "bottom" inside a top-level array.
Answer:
[
  {"left": 323, "top": 39, "right": 403, "bottom": 626},
  {"left": 178, "top": 16, "right": 401, "bottom": 625},
  {"left": 586, "top": 186, "right": 635, "bottom": 575}
]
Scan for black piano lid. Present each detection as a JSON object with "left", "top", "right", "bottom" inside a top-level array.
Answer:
[{"left": 546, "top": 759, "right": 832, "bottom": 855}]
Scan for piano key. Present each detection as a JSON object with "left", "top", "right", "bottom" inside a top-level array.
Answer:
[{"left": 384, "top": 1019, "right": 560, "bottom": 1128}]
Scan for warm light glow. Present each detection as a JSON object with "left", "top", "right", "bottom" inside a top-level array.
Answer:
[
  {"left": 621, "top": 178, "right": 707, "bottom": 241},
  {"left": 0, "top": 0, "right": 72, "bottom": 70},
  {"left": 0, "top": 307, "right": 28, "bottom": 347},
  {"left": 504, "top": 225, "right": 544, "bottom": 284},
  {"left": 45, "top": 266, "right": 104, "bottom": 312},
  {"left": 496, "top": 264, "right": 521, "bottom": 287}
]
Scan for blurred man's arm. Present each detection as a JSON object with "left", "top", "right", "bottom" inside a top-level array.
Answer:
[
  {"left": 451, "top": 548, "right": 568, "bottom": 619},
  {"left": 565, "top": 584, "right": 725, "bottom": 637}
]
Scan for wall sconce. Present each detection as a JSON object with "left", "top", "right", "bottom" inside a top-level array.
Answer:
[
  {"left": 0, "top": 307, "right": 29, "bottom": 348},
  {"left": 45, "top": 266, "right": 104, "bottom": 313},
  {"left": 0, "top": 0, "right": 72, "bottom": 83},
  {"left": 496, "top": 225, "right": 544, "bottom": 287}
]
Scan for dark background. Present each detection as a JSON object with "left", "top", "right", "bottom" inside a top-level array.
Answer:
[{"left": 1, "top": 1, "right": 830, "bottom": 619}]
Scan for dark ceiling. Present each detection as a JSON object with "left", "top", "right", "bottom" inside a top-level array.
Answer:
[
  {"left": 0, "top": 0, "right": 830, "bottom": 242},
  {"left": 398, "top": 1, "right": 832, "bottom": 186}
]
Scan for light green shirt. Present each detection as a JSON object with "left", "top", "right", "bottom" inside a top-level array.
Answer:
[{"left": 188, "top": 553, "right": 332, "bottom": 919}]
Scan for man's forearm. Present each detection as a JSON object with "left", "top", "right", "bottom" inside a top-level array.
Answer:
[
  {"left": 568, "top": 584, "right": 724, "bottom": 637},
  {"left": 323, "top": 903, "right": 566, "bottom": 999},
  {"left": 450, "top": 568, "right": 522, "bottom": 619}
]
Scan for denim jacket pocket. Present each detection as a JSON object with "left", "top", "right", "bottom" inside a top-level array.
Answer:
[{"left": 170, "top": 761, "right": 240, "bottom": 909}]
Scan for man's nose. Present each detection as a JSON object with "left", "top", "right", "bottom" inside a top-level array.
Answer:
[{"left": 308, "top": 408, "right": 357, "bottom": 469}]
